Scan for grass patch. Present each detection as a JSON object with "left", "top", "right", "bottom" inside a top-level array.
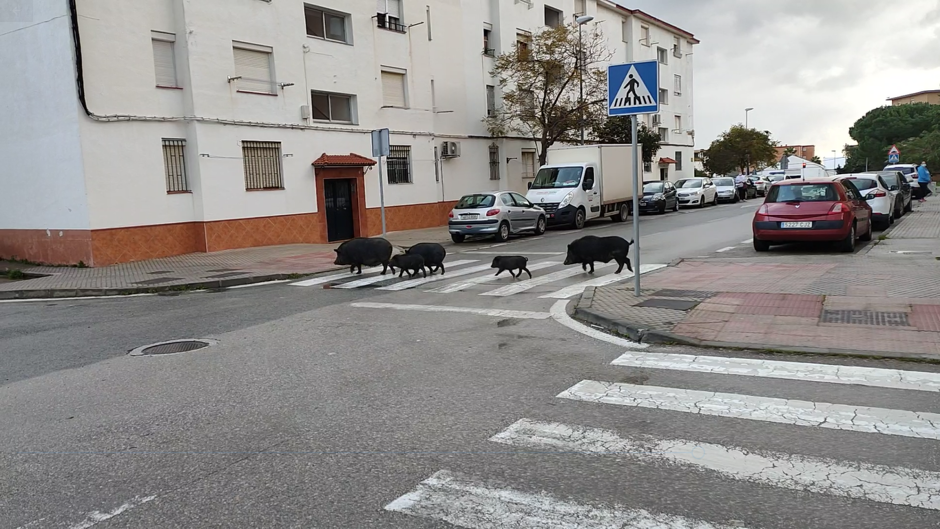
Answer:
[
  {"left": 6, "top": 269, "right": 25, "bottom": 280},
  {"left": 878, "top": 234, "right": 889, "bottom": 241}
]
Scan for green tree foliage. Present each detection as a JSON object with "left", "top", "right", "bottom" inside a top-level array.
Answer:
[
  {"left": 810, "top": 155, "right": 823, "bottom": 165},
  {"left": 898, "top": 127, "right": 940, "bottom": 171},
  {"left": 486, "top": 23, "right": 612, "bottom": 165},
  {"left": 702, "top": 126, "right": 778, "bottom": 176},
  {"left": 782, "top": 146, "right": 797, "bottom": 157},
  {"left": 843, "top": 103, "right": 940, "bottom": 172},
  {"left": 592, "top": 117, "right": 662, "bottom": 163}
]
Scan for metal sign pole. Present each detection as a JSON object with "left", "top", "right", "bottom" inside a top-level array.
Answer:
[
  {"left": 378, "top": 155, "right": 387, "bottom": 236},
  {"left": 631, "top": 114, "right": 641, "bottom": 297},
  {"left": 372, "top": 128, "right": 390, "bottom": 236}
]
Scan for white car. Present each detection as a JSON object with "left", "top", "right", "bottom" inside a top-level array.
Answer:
[
  {"left": 675, "top": 177, "right": 718, "bottom": 208},
  {"left": 711, "top": 177, "right": 738, "bottom": 203},
  {"left": 838, "top": 173, "right": 897, "bottom": 230}
]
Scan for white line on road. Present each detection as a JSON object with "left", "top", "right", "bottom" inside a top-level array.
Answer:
[
  {"left": 385, "top": 470, "right": 747, "bottom": 529},
  {"left": 336, "top": 260, "right": 479, "bottom": 289},
  {"left": 482, "top": 263, "right": 615, "bottom": 297},
  {"left": 0, "top": 294, "right": 158, "bottom": 304},
  {"left": 549, "top": 300, "right": 648, "bottom": 349},
  {"left": 611, "top": 352, "right": 940, "bottom": 393},
  {"left": 23, "top": 495, "right": 158, "bottom": 529},
  {"left": 740, "top": 204, "right": 758, "bottom": 208},
  {"left": 715, "top": 246, "right": 736, "bottom": 253},
  {"left": 350, "top": 302, "right": 550, "bottom": 319},
  {"left": 427, "top": 262, "right": 560, "bottom": 293},
  {"left": 539, "top": 264, "right": 667, "bottom": 299},
  {"left": 291, "top": 270, "right": 378, "bottom": 287},
  {"left": 377, "top": 263, "right": 493, "bottom": 291},
  {"left": 490, "top": 419, "right": 940, "bottom": 511},
  {"left": 557, "top": 380, "right": 940, "bottom": 440},
  {"left": 460, "top": 251, "right": 564, "bottom": 255},
  {"left": 741, "top": 238, "right": 754, "bottom": 244},
  {"left": 227, "top": 279, "right": 290, "bottom": 289}
]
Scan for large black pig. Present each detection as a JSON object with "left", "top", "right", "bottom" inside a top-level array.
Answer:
[
  {"left": 333, "top": 237, "right": 394, "bottom": 275},
  {"left": 404, "top": 243, "right": 447, "bottom": 274},
  {"left": 389, "top": 254, "right": 427, "bottom": 278},
  {"left": 564, "top": 236, "right": 633, "bottom": 274}
]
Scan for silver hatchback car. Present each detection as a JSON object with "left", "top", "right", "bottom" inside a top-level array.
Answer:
[{"left": 448, "top": 191, "right": 547, "bottom": 243}]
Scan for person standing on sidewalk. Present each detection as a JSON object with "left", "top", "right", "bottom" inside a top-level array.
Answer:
[{"left": 917, "top": 161, "right": 931, "bottom": 202}]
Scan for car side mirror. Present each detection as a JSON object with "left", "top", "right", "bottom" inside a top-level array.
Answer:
[
  {"left": 890, "top": 185, "right": 899, "bottom": 191},
  {"left": 527, "top": 182, "right": 533, "bottom": 190}
]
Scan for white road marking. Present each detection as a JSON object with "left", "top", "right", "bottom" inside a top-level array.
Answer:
[
  {"left": 385, "top": 470, "right": 747, "bottom": 529},
  {"left": 428, "top": 262, "right": 561, "bottom": 293},
  {"left": 549, "top": 300, "right": 648, "bottom": 349},
  {"left": 336, "top": 260, "right": 479, "bottom": 289},
  {"left": 558, "top": 380, "right": 940, "bottom": 440},
  {"left": 481, "top": 263, "right": 615, "bottom": 297},
  {"left": 612, "top": 352, "right": 940, "bottom": 393},
  {"left": 741, "top": 238, "right": 754, "bottom": 244},
  {"left": 539, "top": 264, "right": 667, "bottom": 299},
  {"left": 291, "top": 270, "right": 379, "bottom": 286},
  {"left": 49, "top": 495, "right": 157, "bottom": 529},
  {"left": 490, "top": 419, "right": 940, "bottom": 511},
  {"left": 350, "top": 302, "right": 550, "bottom": 319},
  {"left": 715, "top": 246, "right": 736, "bottom": 253},
  {"left": 0, "top": 294, "right": 157, "bottom": 303},
  {"left": 740, "top": 204, "right": 758, "bottom": 208},
  {"left": 227, "top": 279, "right": 290, "bottom": 289},
  {"left": 377, "top": 263, "right": 493, "bottom": 291},
  {"left": 461, "top": 251, "right": 564, "bottom": 255}
]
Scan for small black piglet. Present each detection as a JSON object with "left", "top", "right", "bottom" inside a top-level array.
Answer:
[
  {"left": 491, "top": 256, "right": 532, "bottom": 279},
  {"left": 389, "top": 254, "right": 427, "bottom": 278}
]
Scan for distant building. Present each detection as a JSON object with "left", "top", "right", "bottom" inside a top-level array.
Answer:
[
  {"left": 887, "top": 90, "right": 940, "bottom": 106},
  {"left": 774, "top": 145, "right": 815, "bottom": 161}
]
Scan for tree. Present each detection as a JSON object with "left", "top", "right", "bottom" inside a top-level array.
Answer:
[
  {"left": 593, "top": 117, "right": 662, "bottom": 164},
  {"left": 898, "top": 126, "right": 940, "bottom": 170},
  {"left": 782, "top": 146, "right": 797, "bottom": 157},
  {"left": 843, "top": 103, "right": 940, "bottom": 172},
  {"left": 810, "top": 155, "right": 823, "bottom": 165},
  {"left": 702, "top": 125, "right": 778, "bottom": 176},
  {"left": 486, "top": 23, "right": 612, "bottom": 165}
]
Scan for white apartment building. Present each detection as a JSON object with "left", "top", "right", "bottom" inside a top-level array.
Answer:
[{"left": 0, "top": 0, "right": 697, "bottom": 266}]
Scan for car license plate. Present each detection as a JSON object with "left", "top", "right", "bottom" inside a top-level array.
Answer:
[
  {"left": 781, "top": 222, "right": 812, "bottom": 229},
  {"left": 460, "top": 214, "right": 480, "bottom": 220}
]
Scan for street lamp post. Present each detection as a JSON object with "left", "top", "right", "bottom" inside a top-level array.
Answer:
[
  {"left": 576, "top": 15, "right": 594, "bottom": 145},
  {"left": 744, "top": 107, "right": 753, "bottom": 174},
  {"left": 832, "top": 149, "right": 837, "bottom": 171}
]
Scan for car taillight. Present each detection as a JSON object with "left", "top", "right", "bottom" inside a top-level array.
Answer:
[
  {"left": 868, "top": 190, "right": 887, "bottom": 198},
  {"left": 486, "top": 209, "right": 500, "bottom": 217},
  {"left": 448, "top": 211, "right": 454, "bottom": 218},
  {"left": 829, "top": 203, "right": 845, "bottom": 214},
  {"left": 757, "top": 204, "right": 769, "bottom": 215}
]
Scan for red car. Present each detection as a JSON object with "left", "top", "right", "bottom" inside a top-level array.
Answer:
[{"left": 752, "top": 177, "right": 873, "bottom": 252}]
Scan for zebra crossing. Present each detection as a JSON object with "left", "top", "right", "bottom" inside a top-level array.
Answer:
[
  {"left": 289, "top": 257, "right": 667, "bottom": 299},
  {"left": 385, "top": 349, "right": 940, "bottom": 527}
]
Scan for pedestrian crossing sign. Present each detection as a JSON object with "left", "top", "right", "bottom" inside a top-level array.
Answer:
[{"left": 607, "top": 60, "right": 659, "bottom": 116}]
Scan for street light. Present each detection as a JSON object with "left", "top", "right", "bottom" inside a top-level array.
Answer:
[
  {"left": 745, "top": 107, "right": 753, "bottom": 129},
  {"left": 832, "top": 149, "right": 837, "bottom": 171},
  {"left": 744, "top": 108, "right": 754, "bottom": 174},
  {"left": 576, "top": 15, "right": 594, "bottom": 145}
]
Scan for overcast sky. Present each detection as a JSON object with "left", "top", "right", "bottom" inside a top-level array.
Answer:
[{"left": 616, "top": 0, "right": 940, "bottom": 166}]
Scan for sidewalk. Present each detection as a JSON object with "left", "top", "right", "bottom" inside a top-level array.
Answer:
[
  {"left": 575, "top": 200, "right": 940, "bottom": 361},
  {"left": 0, "top": 226, "right": 451, "bottom": 299}
]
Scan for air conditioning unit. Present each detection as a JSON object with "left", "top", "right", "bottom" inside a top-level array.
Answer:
[{"left": 441, "top": 141, "right": 461, "bottom": 158}]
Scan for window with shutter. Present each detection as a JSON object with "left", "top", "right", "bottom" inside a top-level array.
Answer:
[
  {"left": 233, "top": 44, "right": 275, "bottom": 94},
  {"left": 151, "top": 32, "right": 178, "bottom": 88},
  {"left": 381, "top": 70, "right": 407, "bottom": 107}
]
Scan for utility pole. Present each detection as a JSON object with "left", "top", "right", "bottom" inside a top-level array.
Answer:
[{"left": 576, "top": 15, "right": 593, "bottom": 145}]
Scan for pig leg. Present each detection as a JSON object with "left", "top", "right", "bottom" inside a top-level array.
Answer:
[
  {"left": 421, "top": 267, "right": 427, "bottom": 278},
  {"left": 350, "top": 265, "right": 356, "bottom": 274},
  {"left": 522, "top": 267, "right": 532, "bottom": 279},
  {"left": 357, "top": 264, "right": 364, "bottom": 275},
  {"left": 588, "top": 261, "right": 595, "bottom": 273},
  {"left": 439, "top": 262, "right": 446, "bottom": 274},
  {"left": 582, "top": 263, "right": 588, "bottom": 271},
  {"left": 511, "top": 269, "right": 519, "bottom": 279},
  {"left": 495, "top": 268, "right": 505, "bottom": 276},
  {"left": 398, "top": 269, "right": 405, "bottom": 278}
]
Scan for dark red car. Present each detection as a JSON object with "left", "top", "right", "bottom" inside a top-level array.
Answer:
[{"left": 752, "top": 177, "right": 873, "bottom": 252}]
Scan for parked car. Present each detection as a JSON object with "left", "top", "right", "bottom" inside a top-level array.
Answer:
[
  {"left": 675, "top": 177, "right": 718, "bottom": 208},
  {"left": 749, "top": 175, "right": 772, "bottom": 196},
  {"left": 878, "top": 170, "right": 913, "bottom": 215},
  {"left": 735, "top": 176, "right": 758, "bottom": 200},
  {"left": 448, "top": 191, "right": 546, "bottom": 243},
  {"left": 712, "top": 177, "right": 738, "bottom": 203},
  {"left": 639, "top": 180, "right": 679, "bottom": 214},
  {"left": 752, "top": 178, "right": 873, "bottom": 252},
  {"left": 838, "top": 174, "right": 896, "bottom": 230}
]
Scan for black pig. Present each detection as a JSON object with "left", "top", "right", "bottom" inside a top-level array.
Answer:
[
  {"left": 405, "top": 243, "right": 447, "bottom": 274},
  {"left": 491, "top": 256, "right": 532, "bottom": 279},
  {"left": 390, "top": 254, "right": 427, "bottom": 278},
  {"left": 333, "top": 237, "right": 394, "bottom": 275},
  {"left": 564, "top": 236, "right": 633, "bottom": 274}
]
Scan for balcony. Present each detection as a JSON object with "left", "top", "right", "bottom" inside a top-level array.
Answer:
[{"left": 376, "top": 13, "right": 406, "bottom": 33}]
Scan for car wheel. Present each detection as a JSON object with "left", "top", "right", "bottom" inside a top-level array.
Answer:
[
  {"left": 889, "top": 211, "right": 895, "bottom": 225},
  {"left": 659, "top": 202, "right": 667, "bottom": 214},
  {"left": 859, "top": 218, "right": 873, "bottom": 242},
  {"left": 698, "top": 197, "right": 705, "bottom": 208},
  {"left": 451, "top": 233, "right": 465, "bottom": 244},
  {"left": 534, "top": 216, "right": 546, "bottom": 235},
  {"left": 495, "top": 222, "right": 510, "bottom": 242},
  {"left": 673, "top": 199, "right": 679, "bottom": 212},
  {"left": 840, "top": 223, "right": 856, "bottom": 252},
  {"left": 905, "top": 199, "right": 914, "bottom": 213},
  {"left": 753, "top": 238, "right": 770, "bottom": 252},
  {"left": 573, "top": 208, "right": 586, "bottom": 229},
  {"left": 712, "top": 194, "right": 719, "bottom": 206},
  {"left": 613, "top": 202, "right": 629, "bottom": 222},
  {"left": 733, "top": 194, "right": 739, "bottom": 203}
]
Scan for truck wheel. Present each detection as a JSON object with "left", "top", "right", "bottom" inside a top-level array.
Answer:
[
  {"left": 573, "top": 208, "right": 586, "bottom": 229},
  {"left": 451, "top": 233, "right": 465, "bottom": 244},
  {"left": 612, "top": 203, "right": 629, "bottom": 222}
]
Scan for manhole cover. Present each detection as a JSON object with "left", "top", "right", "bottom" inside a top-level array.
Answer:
[
  {"left": 651, "top": 289, "right": 715, "bottom": 299},
  {"left": 820, "top": 310, "right": 910, "bottom": 327},
  {"left": 129, "top": 339, "right": 219, "bottom": 356},
  {"left": 635, "top": 298, "right": 700, "bottom": 311}
]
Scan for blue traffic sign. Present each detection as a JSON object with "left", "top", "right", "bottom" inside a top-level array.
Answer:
[
  {"left": 607, "top": 60, "right": 659, "bottom": 116},
  {"left": 888, "top": 153, "right": 899, "bottom": 164}
]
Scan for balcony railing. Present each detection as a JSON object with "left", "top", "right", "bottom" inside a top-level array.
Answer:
[{"left": 376, "top": 13, "right": 406, "bottom": 33}]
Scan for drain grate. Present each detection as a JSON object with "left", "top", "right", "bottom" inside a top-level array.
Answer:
[
  {"left": 635, "top": 298, "right": 701, "bottom": 311},
  {"left": 651, "top": 289, "right": 715, "bottom": 299},
  {"left": 129, "top": 339, "right": 218, "bottom": 356},
  {"left": 820, "top": 310, "right": 910, "bottom": 327}
]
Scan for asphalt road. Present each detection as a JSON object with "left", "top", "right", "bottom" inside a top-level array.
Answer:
[{"left": 2, "top": 200, "right": 938, "bottom": 529}]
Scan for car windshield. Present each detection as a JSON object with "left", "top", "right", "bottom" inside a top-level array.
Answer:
[
  {"left": 642, "top": 182, "right": 664, "bottom": 193},
  {"left": 766, "top": 184, "right": 838, "bottom": 203},
  {"left": 531, "top": 167, "right": 583, "bottom": 189},
  {"left": 456, "top": 194, "right": 495, "bottom": 209},
  {"left": 675, "top": 179, "right": 703, "bottom": 189},
  {"left": 845, "top": 178, "right": 877, "bottom": 191},
  {"left": 713, "top": 178, "right": 734, "bottom": 186},
  {"left": 885, "top": 166, "right": 916, "bottom": 175}
]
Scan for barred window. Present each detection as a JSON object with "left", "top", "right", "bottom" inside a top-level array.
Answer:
[
  {"left": 162, "top": 139, "right": 189, "bottom": 192},
  {"left": 675, "top": 151, "right": 683, "bottom": 171},
  {"left": 242, "top": 141, "right": 283, "bottom": 190},
  {"left": 387, "top": 145, "right": 412, "bottom": 184},
  {"left": 489, "top": 144, "right": 500, "bottom": 180}
]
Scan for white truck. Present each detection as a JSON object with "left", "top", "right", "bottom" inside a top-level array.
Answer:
[{"left": 524, "top": 144, "right": 639, "bottom": 229}]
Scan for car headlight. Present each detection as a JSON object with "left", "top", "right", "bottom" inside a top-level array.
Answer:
[
  {"left": 653, "top": 193, "right": 664, "bottom": 201},
  {"left": 559, "top": 192, "right": 573, "bottom": 208}
]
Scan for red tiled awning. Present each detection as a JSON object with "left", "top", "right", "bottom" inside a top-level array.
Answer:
[
  {"left": 311, "top": 153, "right": 377, "bottom": 167},
  {"left": 658, "top": 157, "right": 677, "bottom": 164}
]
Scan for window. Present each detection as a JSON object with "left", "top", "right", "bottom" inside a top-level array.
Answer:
[
  {"left": 521, "top": 89, "right": 536, "bottom": 118},
  {"left": 640, "top": 25, "right": 650, "bottom": 46},
  {"left": 162, "top": 139, "right": 189, "bottom": 192},
  {"left": 510, "top": 193, "right": 533, "bottom": 208},
  {"left": 152, "top": 32, "right": 178, "bottom": 88},
  {"left": 516, "top": 33, "right": 531, "bottom": 59},
  {"left": 387, "top": 145, "right": 412, "bottom": 184},
  {"left": 242, "top": 141, "right": 283, "bottom": 190},
  {"left": 489, "top": 145, "right": 500, "bottom": 180},
  {"left": 673, "top": 36, "right": 682, "bottom": 58},
  {"left": 544, "top": 6, "right": 562, "bottom": 28},
  {"left": 381, "top": 69, "right": 407, "bottom": 107},
  {"left": 311, "top": 91, "right": 354, "bottom": 122},
  {"left": 233, "top": 43, "right": 275, "bottom": 94},
  {"left": 486, "top": 85, "right": 496, "bottom": 116},
  {"left": 643, "top": 161, "right": 652, "bottom": 172},
  {"left": 521, "top": 150, "right": 536, "bottom": 179},
  {"left": 674, "top": 115, "right": 681, "bottom": 133},
  {"left": 659, "top": 88, "right": 668, "bottom": 106},
  {"left": 499, "top": 193, "right": 514, "bottom": 206},
  {"left": 674, "top": 74, "right": 682, "bottom": 95},
  {"left": 305, "top": 5, "right": 349, "bottom": 43},
  {"left": 657, "top": 46, "right": 668, "bottom": 64},
  {"left": 651, "top": 114, "right": 661, "bottom": 127},
  {"left": 483, "top": 29, "right": 494, "bottom": 56},
  {"left": 377, "top": 0, "right": 405, "bottom": 32},
  {"left": 574, "top": 0, "right": 586, "bottom": 15},
  {"left": 659, "top": 127, "right": 669, "bottom": 143},
  {"left": 675, "top": 151, "right": 683, "bottom": 171}
]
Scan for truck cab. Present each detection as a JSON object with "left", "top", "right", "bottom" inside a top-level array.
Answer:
[{"left": 525, "top": 163, "right": 598, "bottom": 228}]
